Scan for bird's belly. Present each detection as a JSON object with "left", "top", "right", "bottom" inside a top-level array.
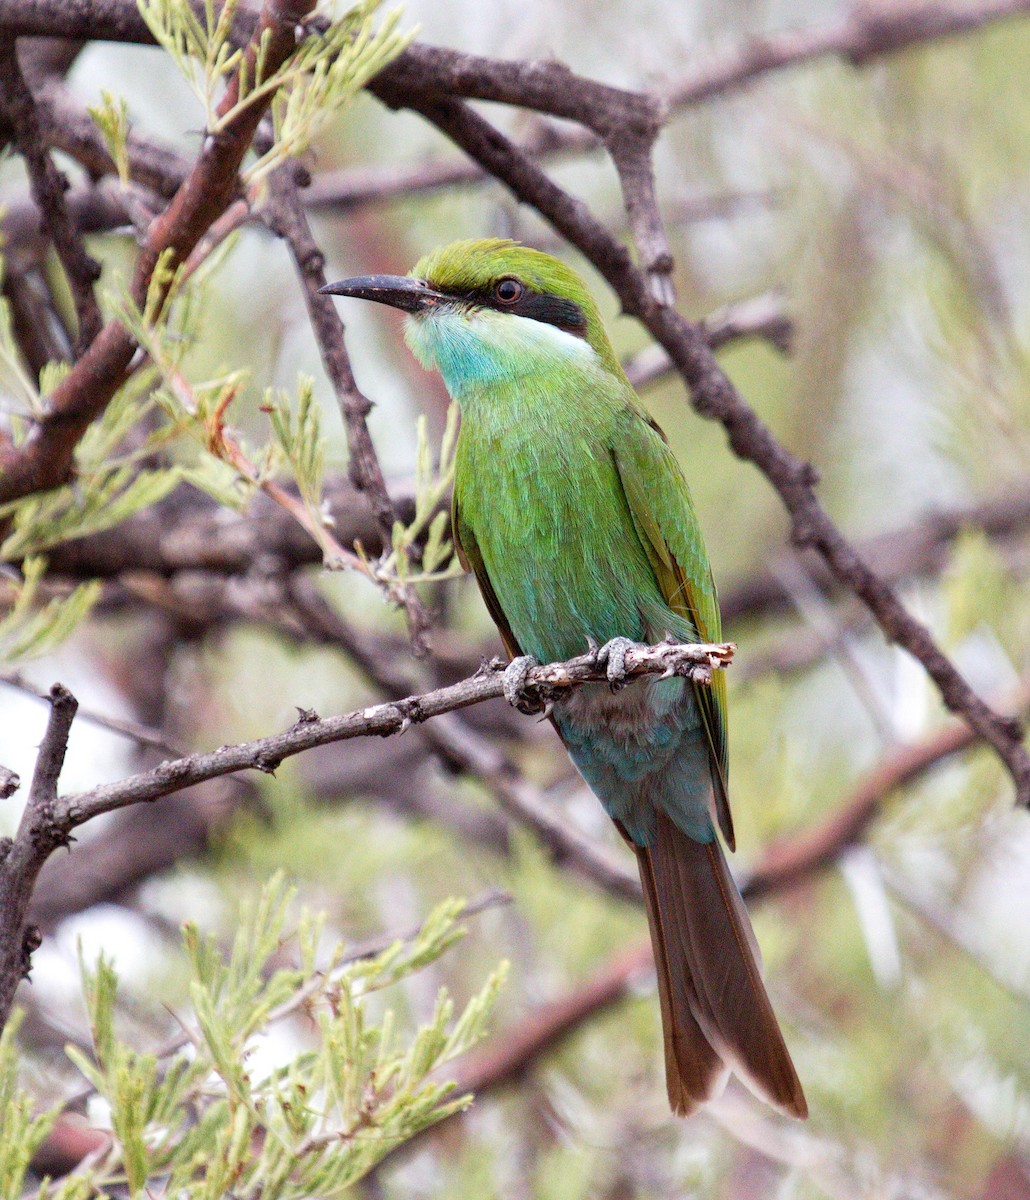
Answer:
[{"left": 556, "top": 676, "right": 713, "bottom": 846}]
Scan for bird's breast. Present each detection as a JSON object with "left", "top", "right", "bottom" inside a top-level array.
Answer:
[{"left": 455, "top": 395, "right": 666, "bottom": 664}]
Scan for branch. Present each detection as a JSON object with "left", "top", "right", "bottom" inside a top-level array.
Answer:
[
  {"left": 262, "top": 165, "right": 432, "bottom": 653},
  {"left": 624, "top": 291, "right": 793, "bottom": 389},
  {"left": 0, "top": 639, "right": 727, "bottom": 1031},
  {"left": 0, "top": 0, "right": 318, "bottom": 504},
  {"left": 0, "top": 36, "right": 102, "bottom": 351},
  {"left": 0, "top": 684, "right": 77, "bottom": 1026},
  {"left": 667, "top": 0, "right": 1030, "bottom": 107},
  {"left": 0, "top": 669, "right": 185, "bottom": 757},
  {"left": 398, "top": 93, "right": 1030, "bottom": 806}
]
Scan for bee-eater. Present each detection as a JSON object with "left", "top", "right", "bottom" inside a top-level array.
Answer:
[{"left": 321, "top": 239, "right": 807, "bottom": 1119}]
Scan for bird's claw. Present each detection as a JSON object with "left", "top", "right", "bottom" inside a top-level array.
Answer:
[
  {"left": 502, "top": 654, "right": 543, "bottom": 714},
  {"left": 590, "top": 636, "right": 639, "bottom": 691}
]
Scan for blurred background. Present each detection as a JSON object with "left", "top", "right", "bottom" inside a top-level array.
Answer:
[{"left": 2, "top": 0, "right": 1030, "bottom": 1195}]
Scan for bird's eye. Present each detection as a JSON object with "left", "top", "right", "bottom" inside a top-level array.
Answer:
[{"left": 494, "top": 278, "right": 523, "bottom": 304}]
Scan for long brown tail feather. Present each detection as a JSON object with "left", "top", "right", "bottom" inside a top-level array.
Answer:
[
  {"left": 636, "top": 840, "right": 727, "bottom": 1114},
  {"left": 637, "top": 811, "right": 808, "bottom": 1120}
]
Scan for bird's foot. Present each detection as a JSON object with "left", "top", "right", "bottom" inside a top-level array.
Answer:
[
  {"left": 502, "top": 654, "right": 546, "bottom": 715},
  {"left": 588, "top": 636, "right": 640, "bottom": 692}
]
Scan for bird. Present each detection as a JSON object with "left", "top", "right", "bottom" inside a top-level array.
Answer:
[{"left": 320, "top": 239, "right": 807, "bottom": 1120}]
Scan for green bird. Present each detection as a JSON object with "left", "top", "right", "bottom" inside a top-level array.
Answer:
[{"left": 321, "top": 239, "right": 807, "bottom": 1119}]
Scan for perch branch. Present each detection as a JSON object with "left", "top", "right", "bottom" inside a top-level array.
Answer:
[{"left": 0, "top": 638, "right": 728, "bottom": 1030}]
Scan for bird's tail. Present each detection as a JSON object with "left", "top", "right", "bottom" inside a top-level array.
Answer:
[{"left": 634, "top": 809, "right": 807, "bottom": 1119}]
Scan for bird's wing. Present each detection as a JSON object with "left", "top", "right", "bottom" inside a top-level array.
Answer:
[
  {"left": 613, "top": 409, "right": 734, "bottom": 849},
  {"left": 452, "top": 496, "right": 523, "bottom": 659}
]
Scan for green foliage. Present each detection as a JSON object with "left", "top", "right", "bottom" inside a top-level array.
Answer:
[
  {"left": 0, "top": 558, "right": 102, "bottom": 662},
  {"left": 137, "top": 0, "right": 412, "bottom": 184},
  {"left": 38, "top": 873, "right": 508, "bottom": 1199},
  {"left": 87, "top": 89, "right": 132, "bottom": 186},
  {"left": 0, "top": 468, "right": 181, "bottom": 561},
  {"left": 0, "top": 1015, "right": 61, "bottom": 1198},
  {"left": 266, "top": 376, "right": 326, "bottom": 514},
  {"left": 381, "top": 401, "right": 463, "bottom": 585}
]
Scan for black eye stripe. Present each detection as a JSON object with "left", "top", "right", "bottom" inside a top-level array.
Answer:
[
  {"left": 507, "top": 290, "right": 587, "bottom": 335},
  {"left": 425, "top": 281, "right": 589, "bottom": 338}
]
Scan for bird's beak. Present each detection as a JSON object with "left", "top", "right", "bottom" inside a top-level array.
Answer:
[{"left": 318, "top": 274, "right": 448, "bottom": 314}]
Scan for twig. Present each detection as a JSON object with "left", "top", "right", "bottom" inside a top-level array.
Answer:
[
  {"left": 262, "top": 165, "right": 432, "bottom": 654},
  {"left": 0, "top": 36, "right": 102, "bottom": 352},
  {"left": 0, "top": 669, "right": 185, "bottom": 757},
  {"left": 0, "top": 685, "right": 77, "bottom": 1026},
  {"left": 624, "top": 292, "right": 793, "bottom": 389},
  {"left": 402, "top": 93, "right": 1030, "bottom": 806}
]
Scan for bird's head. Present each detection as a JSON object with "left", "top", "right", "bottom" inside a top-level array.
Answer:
[{"left": 320, "top": 239, "right": 623, "bottom": 395}]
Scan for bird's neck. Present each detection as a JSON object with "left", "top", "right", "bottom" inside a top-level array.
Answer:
[{"left": 405, "top": 306, "right": 610, "bottom": 406}]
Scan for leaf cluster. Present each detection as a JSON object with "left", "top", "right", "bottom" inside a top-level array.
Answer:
[
  {"left": 138, "top": 0, "right": 412, "bottom": 184},
  {"left": 8, "top": 874, "right": 506, "bottom": 1199},
  {"left": 378, "top": 402, "right": 463, "bottom": 586}
]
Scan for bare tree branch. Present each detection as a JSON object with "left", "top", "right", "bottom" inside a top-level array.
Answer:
[
  {"left": 262, "top": 165, "right": 432, "bottom": 653},
  {"left": 0, "top": 37, "right": 102, "bottom": 351},
  {"left": 667, "top": 0, "right": 1030, "bottom": 107},
  {"left": 0, "top": 684, "right": 77, "bottom": 1026},
  {"left": 624, "top": 292, "right": 793, "bottom": 388}
]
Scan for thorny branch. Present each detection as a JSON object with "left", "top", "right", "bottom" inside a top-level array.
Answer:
[
  {"left": 0, "top": 639, "right": 728, "bottom": 1031},
  {"left": 392, "top": 84, "right": 1030, "bottom": 805}
]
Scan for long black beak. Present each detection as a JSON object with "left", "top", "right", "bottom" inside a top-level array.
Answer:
[{"left": 318, "top": 274, "right": 448, "bottom": 313}]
